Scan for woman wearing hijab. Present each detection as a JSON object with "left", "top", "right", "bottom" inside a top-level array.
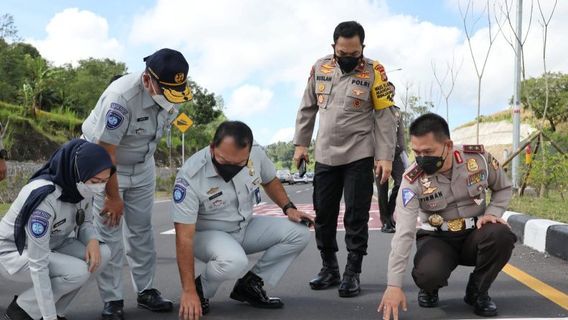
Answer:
[{"left": 0, "top": 139, "right": 115, "bottom": 320}]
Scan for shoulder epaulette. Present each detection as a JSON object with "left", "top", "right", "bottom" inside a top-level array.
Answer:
[
  {"left": 404, "top": 164, "right": 423, "bottom": 183},
  {"left": 463, "top": 144, "right": 485, "bottom": 154}
]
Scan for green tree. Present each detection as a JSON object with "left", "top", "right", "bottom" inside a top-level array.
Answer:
[
  {"left": 0, "top": 13, "right": 20, "bottom": 42},
  {"left": 21, "top": 55, "right": 56, "bottom": 116},
  {"left": 63, "top": 58, "right": 127, "bottom": 116},
  {"left": 521, "top": 72, "right": 568, "bottom": 132}
]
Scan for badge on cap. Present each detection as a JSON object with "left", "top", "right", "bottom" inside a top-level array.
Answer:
[
  {"left": 467, "top": 158, "right": 479, "bottom": 172},
  {"left": 402, "top": 188, "right": 416, "bottom": 207}
]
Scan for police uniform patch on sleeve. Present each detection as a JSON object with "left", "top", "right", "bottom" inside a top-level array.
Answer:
[
  {"left": 28, "top": 209, "right": 51, "bottom": 238},
  {"left": 402, "top": 188, "right": 416, "bottom": 207},
  {"left": 173, "top": 184, "right": 187, "bottom": 204}
]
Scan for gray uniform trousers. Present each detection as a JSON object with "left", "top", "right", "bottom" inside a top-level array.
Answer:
[
  {"left": 194, "top": 216, "right": 310, "bottom": 299},
  {"left": 0, "top": 238, "right": 111, "bottom": 319},
  {"left": 94, "top": 160, "right": 156, "bottom": 302}
]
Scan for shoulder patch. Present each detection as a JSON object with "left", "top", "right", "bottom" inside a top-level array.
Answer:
[
  {"left": 463, "top": 144, "right": 485, "bottom": 154},
  {"left": 28, "top": 209, "right": 51, "bottom": 238},
  {"left": 105, "top": 109, "right": 124, "bottom": 130},
  {"left": 404, "top": 164, "right": 423, "bottom": 183},
  {"left": 109, "top": 102, "right": 129, "bottom": 115},
  {"left": 401, "top": 188, "right": 416, "bottom": 207},
  {"left": 454, "top": 150, "right": 464, "bottom": 164},
  {"left": 373, "top": 61, "right": 388, "bottom": 82},
  {"left": 173, "top": 180, "right": 187, "bottom": 204}
]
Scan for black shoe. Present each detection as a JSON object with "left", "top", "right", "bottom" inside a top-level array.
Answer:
[
  {"left": 230, "top": 271, "right": 284, "bottom": 309},
  {"left": 309, "top": 269, "right": 341, "bottom": 290},
  {"left": 101, "top": 300, "right": 124, "bottom": 320},
  {"left": 465, "top": 290, "right": 498, "bottom": 317},
  {"left": 137, "top": 289, "right": 173, "bottom": 312},
  {"left": 309, "top": 251, "right": 341, "bottom": 290},
  {"left": 4, "top": 296, "right": 33, "bottom": 320},
  {"left": 338, "top": 271, "right": 360, "bottom": 297},
  {"left": 195, "top": 276, "right": 210, "bottom": 315},
  {"left": 418, "top": 289, "right": 439, "bottom": 308},
  {"left": 381, "top": 223, "right": 396, "bottom": 233}
]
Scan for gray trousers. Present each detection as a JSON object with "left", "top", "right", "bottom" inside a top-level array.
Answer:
[
  {"left": 0, "top": 238, "right": 111, "bottom": 319},
  {"left": 94, "top": 161, "right": 156, "bottom": 302},
  {"left": 194, "top": 216, "right": 310, "bottom": 299}
]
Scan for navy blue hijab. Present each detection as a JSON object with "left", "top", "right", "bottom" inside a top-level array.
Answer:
[{"left": 14, "top": 139, "right": 115, "bottom": 254}]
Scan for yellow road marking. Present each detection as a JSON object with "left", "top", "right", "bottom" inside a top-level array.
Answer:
[{"left": 503, "top": 263, "right": 568, "bottom": 311}]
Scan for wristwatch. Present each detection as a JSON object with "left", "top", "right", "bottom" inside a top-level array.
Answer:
[
  {"left": 281, "top": 201, "right": 297, "bottom": 215},
  {"left": 0, "top": 149, "right": 7, "bottom": 160}
]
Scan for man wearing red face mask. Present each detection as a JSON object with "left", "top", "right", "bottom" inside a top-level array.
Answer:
[{"left": 293, "top": 20, "right": 397, "bottom": 298}]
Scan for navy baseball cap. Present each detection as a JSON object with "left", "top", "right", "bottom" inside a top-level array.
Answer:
[{"left": 143, "top": 48, "right": 192, "bottom": 104}]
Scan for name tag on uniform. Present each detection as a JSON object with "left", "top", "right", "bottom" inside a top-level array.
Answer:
[
  {"left": 53, "top": 219, "right": 66, "bottom": 229},
  {"left": 137, "top": 116, "right": 149, "bottom": 122},
  {"left": 254, "top": 187, "right": 261, "bottom": 204},
  {"left": 208, "top": 191, "right": 223, "bottom": 201}
]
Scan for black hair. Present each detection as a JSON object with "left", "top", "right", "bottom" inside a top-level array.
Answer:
[
  {"left": 409, "top": 113, "right": 450, "bottom": 142},
  {"left": 213, "top": 121, "right": 254, "bottom": 150},
  {"left": 333, "top": 21, "right": 365, "bottom": 44}
]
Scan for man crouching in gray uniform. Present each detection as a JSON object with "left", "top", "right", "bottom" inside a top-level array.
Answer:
[{"left": 172, "top": 121, "right": 313, "bottom": 319}]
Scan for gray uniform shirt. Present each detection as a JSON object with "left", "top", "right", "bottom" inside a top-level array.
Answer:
[
  {"left": 387, "top": 146, "right": 512, "bottom": 287},
  {"left": 293, "top": 54, "right": 397, "bottom": 166},
  {"left": 81, "top": 73, "right": 178, "bottom": 166},
  {"left": 171, "top": 144, "right": 277, "bottom": 232},
  {"left": 0, "top": 179, "right": 96, "bottom": 317}
]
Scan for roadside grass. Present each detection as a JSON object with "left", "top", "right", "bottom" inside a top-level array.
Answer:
[{"left": 509, "top": 191, "right": 568, "bottom": 223}]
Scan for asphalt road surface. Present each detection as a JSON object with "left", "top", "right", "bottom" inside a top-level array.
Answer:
[{"left": 1, "top": 183, "right": 568, "bottom": 319}]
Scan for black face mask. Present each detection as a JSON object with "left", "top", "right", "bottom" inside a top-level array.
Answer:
[
  {"left": 335, "top": 55, "right": 361, "bottom": 73},
  {"left": 212, "top": 154, "right": 246, "bottom": 182},
  {"left": 416, "top": 145, "right": 448, "bottom": 175}
]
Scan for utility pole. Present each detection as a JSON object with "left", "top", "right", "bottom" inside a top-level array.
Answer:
[{"left": 512, "top": 0, "right": 523, "bottom": 189}]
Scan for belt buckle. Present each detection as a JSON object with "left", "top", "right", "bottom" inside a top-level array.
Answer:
[
  {"left": 428, "top": 214, "right": 444, "bottom": 228},
  {"left": 447, "top": 218, "right": 465, "bottom": 232}
]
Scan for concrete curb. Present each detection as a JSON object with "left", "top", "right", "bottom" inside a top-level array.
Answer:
[{"left": 502, "top": 211, "right": 568, "bottom": 261}]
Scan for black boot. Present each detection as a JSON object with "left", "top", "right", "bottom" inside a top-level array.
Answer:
[
  {"left": 137, "top": 289, "right": 173, "bottom": 312},
  {"left": 381, "top": 221, "right": 395, "bottom": 233},
  {"left": 230, "top": 271, "right": 284, "bottom": 309},
  {"left": 418, "top": 289, "right": 439, "bottom": 308},
  {"left": 195, "top": 276, "right": 210, "bottom": 315},
  {"left": 464, "top": 274, "right": 497, "bottom": 317},
  {"left": 101, "top": 300, "right": 124, "bottom": 320},
  {"left": 4, "top": 296, "right": 33, "bottom": 320},
  {"left": 338, "top": 252, "right": 362, "bottom": 297},
  {"left": 309, "top": 251, "right": 341, "bottom": 290}
]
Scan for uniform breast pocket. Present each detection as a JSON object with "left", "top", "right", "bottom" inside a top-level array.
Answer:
[
  {"left": 204, "top": 192, "right": 229, "bottom": 211},
  {"left": 418, "top": 190, "right": 447, "bottom": 212},
  {"left": 315, "top": 80, "right": 333, "bottom": 110},
  {"left": 128, "top": 113, "right": 156, "bottom": 137},
  {"left": 344, "top": 84, "right": 370, "bottom": 112},
  {"left": 466, "top": 170, "right": 489, "bottom": 198}
]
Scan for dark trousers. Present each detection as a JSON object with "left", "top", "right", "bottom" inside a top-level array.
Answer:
[
  {"left": 412, "top": 223, "right": 517, "bottom": 293},
  {"left": 376, "top": 152, "right": 405, "bottom": 226},
  {"left": 313, "top": 157, "right": 374, "bottom": 255}
]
